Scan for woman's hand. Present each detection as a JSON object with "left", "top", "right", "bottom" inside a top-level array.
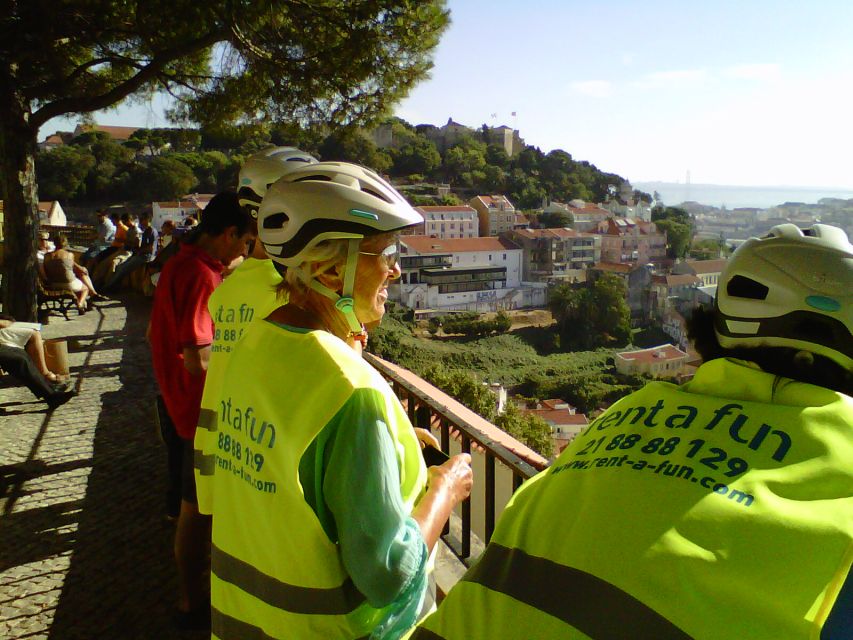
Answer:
[
  {"left": 428, "top": 454, "right": 473, "bottom": 506},
  {"left": 412, "top": 453, "right": 474, "bottom": 552}
]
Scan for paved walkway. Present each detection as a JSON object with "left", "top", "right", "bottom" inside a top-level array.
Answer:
[{"left": 1, "top": 294, "right": 207, "bottom": 639}]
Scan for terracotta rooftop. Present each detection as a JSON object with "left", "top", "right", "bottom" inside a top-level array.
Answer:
[
  {"left": 74, "top": 124, "right": 140, "bottom": 141},
  {"left": 685, "top": 258, "right": 728, "bottom": 274},
  {"left": 514, "top": 227, "right": 594, "bottom": 239},
  {"left": 473, "top": 195, "right": 514, "bottom": 209},
  {"left": 653, "top": 274, "right": 702, "bottom": 287},
  {"left": 402, "top": 235, "right": 521, "bottom": 254},
  {"left": 616, "top": 344, "right": 689, "bottom": 364},
  {"left": 591, "top": 261, "right": 634, "bottom": 273},
  {"left": 416, "top": 206, "right": 477, "bottom": 214},
  {"left": 524, "top": 408, "right": 589, "bottom": 427}
]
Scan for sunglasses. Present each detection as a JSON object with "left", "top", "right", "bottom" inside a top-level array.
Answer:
[{"left": 359, "top": 243, "right": 399, "bottom": 269}]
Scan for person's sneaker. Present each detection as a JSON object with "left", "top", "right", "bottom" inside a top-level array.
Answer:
[
  {"left": 172, "top": 606, "right": 211, "bottom": 632},
  {"left": 46, "top": 389, "right": 75, "bottom": 409}
]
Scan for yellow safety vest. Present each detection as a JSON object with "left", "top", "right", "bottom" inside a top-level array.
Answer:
[
  {"left": 195, "top": 257, "right": 283, "bottom": 513},
  {"left": 200, "top": 320, "right": 427, "bottom": 639},
  {"left": 416, "top": 359, "right": 853, "bottom": 639}
]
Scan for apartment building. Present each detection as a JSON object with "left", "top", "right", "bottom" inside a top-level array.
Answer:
[
  {"left": 567, "top": 203, "right": 611, "bottom": 232},
  {"left": 470, "top": 195, "right": 516, "bottom": 237},
  {"left": 415, "top": 205, "right": 479, "bottom": 239},
  {"left": 394, "top": 235, "right": 525, "bottom": 311},
  {"left": 508, "top": 228, "right": 601, "bottom": 283},
  {"left": 597, "top": 217, "right": 667, "bottom": 266}
]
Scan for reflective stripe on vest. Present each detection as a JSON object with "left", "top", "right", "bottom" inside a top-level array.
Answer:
[
  {"left": 212, "top": 543, "right": 366, "bottom": 615},
  {"left": 212, "top": 606, "right": 372, "bottom": 640},
  {"left": 194, "top": 448, "right": 215, "bottom": 476},
  {"left": 463, "top": 543, "right": 690, "bottom": 639}
]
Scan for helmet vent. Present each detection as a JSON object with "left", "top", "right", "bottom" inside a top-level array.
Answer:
[
  {"left": 727, "top": 275, "right": 769, "bottom": 300},
  {"left": 293, "top": 174, "right": 333, "bottom": 183},
  {"left": 361, "top": 186, "right": 392, "bottom": 203},
  {"left": 263, "top": 212, "right": 289, "bottom": 229}
]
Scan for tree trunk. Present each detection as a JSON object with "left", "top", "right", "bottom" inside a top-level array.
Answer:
[{"left": 0, "top": 81, "right": 40, "bottom": 322}]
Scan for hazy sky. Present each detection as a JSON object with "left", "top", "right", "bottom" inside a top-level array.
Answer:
[{"left": 45, "top": 1, "right": 853, "bottom": 189}]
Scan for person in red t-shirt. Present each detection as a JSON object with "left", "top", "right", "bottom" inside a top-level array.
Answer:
[{"left": 148, "top": 192, "right": 255, "bottom": 630}]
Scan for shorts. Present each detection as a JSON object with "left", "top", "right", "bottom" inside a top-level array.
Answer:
[
  {"left": 181, "top": 435, "right": 199, "bottom": 504},
  {"left": 69, "top": 278, "right": 84, "bottom": 293}
]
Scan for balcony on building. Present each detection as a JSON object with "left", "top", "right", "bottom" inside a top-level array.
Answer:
[{"left": 419, "top": 265, "right": 507, "bottom": 294}]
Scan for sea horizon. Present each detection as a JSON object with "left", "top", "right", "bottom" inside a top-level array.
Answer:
[{"left": 633, "top": 181, "right": 853, "bottom": 210}]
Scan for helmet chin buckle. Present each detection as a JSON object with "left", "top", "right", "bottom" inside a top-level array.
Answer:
[
  {"left": 335, "top": 297, "right": 367, "bottom": 345},
  {"left": 335, "top": 297, "right": 354, "bottom": 314}
]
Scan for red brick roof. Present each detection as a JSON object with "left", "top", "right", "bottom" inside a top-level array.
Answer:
[
  {"left": 591, "top": 261, "right": 633, "bottom": 273},
  {"left": 514, "top": 228, "right": 594, "bottom": 239},
  {"left": 75, "top": 124, "right": 140, "bottom": 140},
  {"left": 473, "top": 195, "right": 514, "bottom": 209},
  {"left": 401, "top": 235, "right": 520, "bottom": 253},
  {"left": 416, "top": 205, "right": 476, "bottom": 214},
  {"left": 569, "top": 204, "right": 610, "bottom": 215},
  {"left": 617, "top": 344, "right": 688, "bottom": 363},
  {"left": 525, "top": 408, "right": 589, "bottom": 426},
  {"left": 685, "top": 258, "right": 727, "bottom": 274},
  {"left": 652, "top": 274, "right": 702, "bottom": 287}
]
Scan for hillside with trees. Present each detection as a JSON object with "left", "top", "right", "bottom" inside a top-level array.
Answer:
[
  {"left": 34, "top": 116, "right": 639, "bottom": 215},
  {"left": 367, "top": 310, "right": 650, "bottom": 457}
]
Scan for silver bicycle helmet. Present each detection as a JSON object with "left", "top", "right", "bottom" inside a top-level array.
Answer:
[
  {"left": 714, "top": 223, "right": 853, "bottom": 370},
  {"left": 257, "top": 162, "right": 422, "bottom": 266},
  {"left": 238, "top": 147, "right": 318, "bottom": 217},
  {"left": 257, "top": 162, "right": 422, "bottom": 337}
]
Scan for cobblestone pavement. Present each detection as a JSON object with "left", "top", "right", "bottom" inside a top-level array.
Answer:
[{"left": 1, "top": 294, "right": 207, "bottom": 639}]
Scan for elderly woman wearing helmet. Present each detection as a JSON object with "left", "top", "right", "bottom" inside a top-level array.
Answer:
[
  {"left": 414, "top": 224, "right": 853, "bottom": 640},
  {"left": 202, "top": 162, "right": 473, "bottom": 640}
]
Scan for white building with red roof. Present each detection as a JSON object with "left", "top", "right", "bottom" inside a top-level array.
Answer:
[
  {"left": 415, "top": 205, "right": 479, "bottom": 239},
  {"left": 615, "top": 343, "right": 690, "bottom": 378},
  {"left": 395, "top": 235, "right": 539, "bottom": 311},
  {"left": 519, "top": 398, "right": 590, "bottom": 455}
]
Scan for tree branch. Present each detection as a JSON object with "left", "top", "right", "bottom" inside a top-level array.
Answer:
[{"left": 30, "top": 29, "right": 229, "bottom": 129}]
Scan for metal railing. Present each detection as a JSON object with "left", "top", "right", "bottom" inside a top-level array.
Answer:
[{"left": 364, "top": 353, "right": 549, "bottom": 565}]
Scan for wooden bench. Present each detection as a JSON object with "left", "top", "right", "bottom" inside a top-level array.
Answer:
[{"left": 37, "top": 278, "right": 79, "bottom": 320}]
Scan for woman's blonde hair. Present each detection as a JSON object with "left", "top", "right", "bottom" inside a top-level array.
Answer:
[
  {"left": 276, "top": 238, "right": 352, "bottom": 340},
  {"left": 274, "top": 231, "right": 396, "bottom": 341}
]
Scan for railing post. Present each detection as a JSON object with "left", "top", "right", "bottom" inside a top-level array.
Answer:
[
  {"left": 485, "top": 454, "right": 495, "bottom": 543},
  {"left": 461, "top": 435, "right": 471, "bottom": 559}
]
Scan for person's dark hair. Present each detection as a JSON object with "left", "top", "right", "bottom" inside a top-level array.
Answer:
[
  {"left": 120, "top": 212, "right": 131, "bottom": 224},
  {"left": 109, "top": 212, "right": 120, "bottom": 223},
  {"left": 196, "top": 192, "right": 252, "bottom": 237},
  {"left": 687, "top": 306, "right": 852, "bottom": 396},
  {"left": 54, "top": 233, "right": 69, "bottom": 249}
]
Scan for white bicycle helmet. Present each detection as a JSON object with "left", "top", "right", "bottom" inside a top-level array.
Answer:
[
  {"left": 257, "top": 161, "right": 422, "bottom": 337},
  {"left": 238, "top": 147, "right": 318, "bottom": 216},
  {"left": 714, "top": 223, "right": 853, "bottom": 370}
]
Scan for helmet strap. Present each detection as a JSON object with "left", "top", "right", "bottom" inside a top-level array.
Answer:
[{"left": 305, "top": 238, "right": 366, "bottom": 339}]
